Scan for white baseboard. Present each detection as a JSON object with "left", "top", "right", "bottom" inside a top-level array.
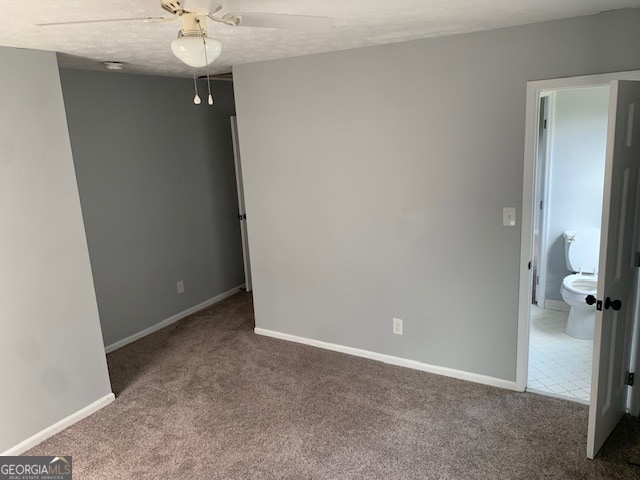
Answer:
[
  {"left": 254, "top": 328, "right": 517, "bottom": 391},
  {"left": 2, "top": 393, "right": 115, "bottom": 456},
  {"left": 105, "top": 285, "right": 245, "bottom": 353},
  {"left": 544, "top": 299, "right": 571, "bottom": 312}
]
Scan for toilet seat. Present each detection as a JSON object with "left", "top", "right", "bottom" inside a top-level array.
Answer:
[{"left": 562, "top": 273, "right": 597, "bottom": 295}]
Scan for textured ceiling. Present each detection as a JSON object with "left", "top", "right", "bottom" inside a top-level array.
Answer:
[{"left": 1, "top": 0, "right": 639, "bottom": 77}]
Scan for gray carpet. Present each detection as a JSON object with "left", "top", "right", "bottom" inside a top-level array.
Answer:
[{"left": 27, "top": 292, "right": 640, "bottom": 479}]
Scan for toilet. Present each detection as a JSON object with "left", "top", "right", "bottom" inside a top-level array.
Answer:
[{"left": 560, "top": 227, "right": 600, "bottom": 340}]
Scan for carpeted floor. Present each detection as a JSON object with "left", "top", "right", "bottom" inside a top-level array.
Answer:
[{"left": 27, "top": 292, "right": 640, "bottom": 479}]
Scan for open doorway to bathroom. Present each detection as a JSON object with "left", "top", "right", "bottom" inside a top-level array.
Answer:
[{"left": 527, "top": 85, "right": 610, "bottom": 403}]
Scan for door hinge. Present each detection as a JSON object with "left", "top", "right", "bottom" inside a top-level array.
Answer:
[
  {"left": 627, "top": 372, "right": 634, "bottom": 387},
  {"left": 540, "top": 200, "right": 543, "bottom": 210},
  {"left": 536, "top": 275, "right": 540, "bottom": 285},
  {"left": 543, "top": 119, "right": 547, "bottom": 129},
  {"left": 528, "top": 261, "right": 531, "bottom": 270}
]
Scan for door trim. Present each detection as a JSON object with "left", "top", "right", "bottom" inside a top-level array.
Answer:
[{"left": 516, "top": 70, "right": 640, "bottom": 392}]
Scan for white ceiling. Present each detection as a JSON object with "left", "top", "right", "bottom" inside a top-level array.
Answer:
[{"left": 1, "top": 0, "right": 639, "bottom": 77}]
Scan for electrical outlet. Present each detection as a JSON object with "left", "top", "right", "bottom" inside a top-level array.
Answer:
[
  {"left": 177, "top": 280, "right": 184, "bottom": 294},
  {"left": 393, "top": 318, "right": 403, "bottom": 335}
]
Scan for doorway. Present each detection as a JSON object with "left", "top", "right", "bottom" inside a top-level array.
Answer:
[
  {"left": 527, "top": 86, "right": 610, "bottom": 403},
  {"left": 516, "top": 71, "right": 640, "bottom": 459}
]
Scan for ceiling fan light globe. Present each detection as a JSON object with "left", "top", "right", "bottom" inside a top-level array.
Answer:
[{"left": 171, "top": 35, "right": 221, "bottom": 68}]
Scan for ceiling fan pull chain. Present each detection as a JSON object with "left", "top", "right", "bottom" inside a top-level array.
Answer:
[
  {"left": 197, "top": 19, "right": 214, "bottom": 106},
  {"left": 192, "top": 72, "right": 201, "bottom": 104},
  {"left": 207, "top": 76, "right": 214, "bottom": 105}
]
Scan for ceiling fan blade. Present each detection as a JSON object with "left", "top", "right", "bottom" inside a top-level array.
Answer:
[
  {"left": 35, "top": 16, "right": 176, "bottom": 27},
  {"left": 223, "top": 13, "right": 333, "bottom": 32}
]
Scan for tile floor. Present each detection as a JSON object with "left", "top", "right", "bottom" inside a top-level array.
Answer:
[{"left": 528, "top": 305, "right": 593, "bottom": 403}]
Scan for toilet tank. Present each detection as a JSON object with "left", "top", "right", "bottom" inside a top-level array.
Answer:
[{"left": 563, "top": 227, "right": 601, "bottom": 273}]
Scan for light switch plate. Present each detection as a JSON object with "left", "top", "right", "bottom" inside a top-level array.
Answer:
[
  {"left": 393, "top": 318, "right": 403, "bottom": 335},
  {"left": 503, "top": 207, "right": 516, "bottom": 227}
]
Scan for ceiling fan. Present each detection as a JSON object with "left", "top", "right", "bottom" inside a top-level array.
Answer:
[{"left": 36, "top": 0, "right": 334, "bottom": 68}]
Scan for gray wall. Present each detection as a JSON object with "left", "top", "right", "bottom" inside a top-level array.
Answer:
[
  {"left": 544, "top": 87, "right": 609, "bottom": 302},
  {"left": 233, "top": 9, "right": 640, "bottom": 381},
  {"left": 0, "top": 48, "right": 112, "bottom": 453},
  {"left": 60, "top": 70, "right": 244, "bottom": 347}
]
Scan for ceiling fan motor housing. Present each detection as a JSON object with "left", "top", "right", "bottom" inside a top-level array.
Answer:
[{"left": 179, "top": 12, "right": 208, "bottom": 36}]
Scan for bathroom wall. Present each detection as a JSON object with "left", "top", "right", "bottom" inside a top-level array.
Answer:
[{"left": 543, "top": 86, "right": 610, "bottom": 303}]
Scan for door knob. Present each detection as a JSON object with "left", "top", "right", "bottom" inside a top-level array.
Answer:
[
  {"left": 604, "top": 297, "right": 622, "bottom": 311},
  {"left": 585, "top": 295, "right": 597, "bottom": 305}
]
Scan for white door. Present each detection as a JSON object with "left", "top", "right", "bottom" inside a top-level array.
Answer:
[
  {"left": 587, "top": 80, "right": 640, "bottom": 458},
  {"left": 533, "top": 94, "right": 551, "bottom": 306},
  {"left": 230, "top": 116, "right": 252, "bottom": 292}
]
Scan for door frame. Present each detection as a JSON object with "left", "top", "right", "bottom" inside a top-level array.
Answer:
[{"left": 516, "top": 70, "right": 640, "bottom": 392}]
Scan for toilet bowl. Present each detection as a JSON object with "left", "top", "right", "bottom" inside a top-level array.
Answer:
[
  {"left": 561, "top": 274, "right": 597, "bottom": 340},
  {"left": 560, "top": 227, "right": 600, "bottom": 340}
]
